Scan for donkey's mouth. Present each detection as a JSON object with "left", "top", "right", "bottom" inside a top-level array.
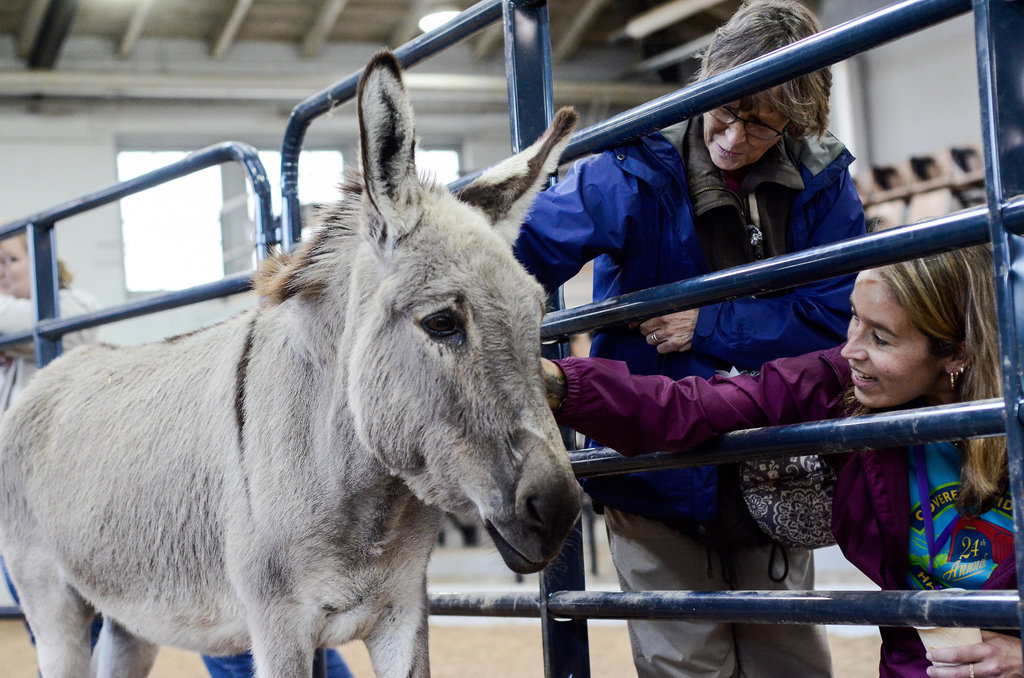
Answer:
[{"left": 484, "top": 520, "right": 546, "bottom": 574}]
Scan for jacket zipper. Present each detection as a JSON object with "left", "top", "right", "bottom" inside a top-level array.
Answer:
[
  {"left": 746, "top": 193, "right": 765, "bottom": 261},
  {"left": 691, "top": 184, "right": 765, "bottom": 260}
]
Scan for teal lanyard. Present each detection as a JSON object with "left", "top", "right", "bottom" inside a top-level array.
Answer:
[{"left": 913, "top": 445, "right": 959, "bottom": 576}]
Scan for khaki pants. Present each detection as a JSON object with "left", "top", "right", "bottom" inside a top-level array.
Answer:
[{"left": 604, "top": 507, "right": 834, "bottom": 678}]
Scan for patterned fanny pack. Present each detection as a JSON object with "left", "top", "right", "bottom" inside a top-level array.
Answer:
[{"left": 739, "top": 454, "right": 837, "bottom": 550}]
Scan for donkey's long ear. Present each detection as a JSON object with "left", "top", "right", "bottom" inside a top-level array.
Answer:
[
  {"left": 357, "top": 50, "right": 422, "bottom": 255},
  {"left": 456, "top": 107, "right": 578, "bottom": 245}
]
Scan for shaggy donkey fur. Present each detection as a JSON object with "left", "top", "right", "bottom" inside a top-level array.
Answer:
[{"left": 0, "top": 51, "right": 581, "bottom": 678}]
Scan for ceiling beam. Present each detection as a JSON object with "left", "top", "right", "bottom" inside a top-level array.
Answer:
[
  {"left": 301, "top": 0, "right": 349, "bottom": 58},
  {"left": 118, "top": 0, "right": 158, "bottom": 58},
  {"left": 0, "top": 69, "right": 673, "bottom": 107},
  {"left": 614, "top": 0, "right": 723, "bottom": 41},
  {"left": 17, "top": 0, "right": 51, "bottom": 59},
  {"left": 212, "top": 0, "right": 255, "bottom": 58},
  {"left": 553, "top": 0, "right": 610, "bottom": 62},
  {"left": 630, "top": 32, "right": 712, "bottom": 74},
  {"left": 27, "top": 0, "right": 78, "bottom": 69}
]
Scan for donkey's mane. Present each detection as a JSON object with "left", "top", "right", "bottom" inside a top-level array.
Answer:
[
  {"left": 254, "top": 167, "right": 452, "bottom": 306},
  {"left": 254, "top": 171, "right": 365, "bottom": 305}
]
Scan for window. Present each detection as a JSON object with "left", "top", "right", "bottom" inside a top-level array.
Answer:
[
  {"left": 117, "top": 149, "right": 345, "bottom": 292},
  {"left": 257, "top": 150, "right": 345, "bottom": 215},
  {"left": 416, "top": 149, "right": 461, "bottom": 186},
  {"left": 117, "top": 152, "right": 224, "bottom": 292},
  {"left": 116, "top": 146, "right": 460, "bottom": 293}
]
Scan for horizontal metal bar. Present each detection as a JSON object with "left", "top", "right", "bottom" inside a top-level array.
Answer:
[
  {"left": 541, "top": 205, "right": 999, "bottom": 340},
  {"left": 429, "top": 593, "right": 542, "bottom": 617},
  {"left": 0, "top": 142, "right": 273, "bottom": 250},
  {"left": 569, "top": 399, "right": 1005, "bottom": 478},
  {"left": 545, "top": 590, "right": 1019, "bottom": 628},
  {"left": 0, "top": 273, "right": 254, "bottom": 350},
  {"left": 1003, "top": 189, "right": 1024, "bottom": 235},
  {"left": 563, "top": 0, "right": 970, "bottom": 162},
  {"left": 7, "top": 589, "right": 1017, "bottom": 628},
  {"left": 0, "top": 328, "right": 33, "bottom": 350}
]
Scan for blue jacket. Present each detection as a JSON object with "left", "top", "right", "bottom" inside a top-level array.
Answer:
[{"left": 515, "top": 123, "right": 865, "bottom": 521}]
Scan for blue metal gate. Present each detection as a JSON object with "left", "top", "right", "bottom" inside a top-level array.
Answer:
[{"left": 1, "top": 1, "right": 1022, "bottom": 677}]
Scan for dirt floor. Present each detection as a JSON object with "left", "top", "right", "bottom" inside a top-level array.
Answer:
[
  {"left": 0, "top": 619, "right": 882, "bottom": 677},
  {"left": 0, "top": 519, "right": 885, "bottom": 676}
]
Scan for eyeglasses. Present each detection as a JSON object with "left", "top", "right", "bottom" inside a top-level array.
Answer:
[{"left": 707, "top": 106, "right": 788, "bottom": 141}]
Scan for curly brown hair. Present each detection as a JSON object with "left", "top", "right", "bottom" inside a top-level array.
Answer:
[
  {"left": 2, "top": 233, "right": 75, "bottom": 290},
  {"left": 697, "top": 0, "right": 831, "bottom": 140}
]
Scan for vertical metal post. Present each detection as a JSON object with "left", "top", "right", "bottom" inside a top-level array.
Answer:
[
  {"left": 972, "top": 0, "right": 1024, "bottom": 649},
  {"left": 312, "top": 649, "right": 327, "bottom": 678},
  {"left": 503, "top": 0, "right": 555, "bottom": 151},
  {"left": 26, "top": 221, "right": 62, "bottom": 367},
  {"left": 503, "top": 1, "right": 591, "bottom": 676}
]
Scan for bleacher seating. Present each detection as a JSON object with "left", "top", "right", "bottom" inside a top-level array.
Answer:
[{"left": 857, "top": 145, "right": 986, "bottom": 227}]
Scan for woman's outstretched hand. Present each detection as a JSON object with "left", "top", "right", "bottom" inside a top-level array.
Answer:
[{"left": 541, "top": 358, "right": 567, "bottom": 413}]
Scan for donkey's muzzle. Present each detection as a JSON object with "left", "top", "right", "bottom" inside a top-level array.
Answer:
[{"left": 485, "top": 430, "right": 582, "bottom": 574}]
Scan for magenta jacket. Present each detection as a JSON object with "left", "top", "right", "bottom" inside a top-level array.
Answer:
[{"left": 555, "top": 345, "right": 1017, "bottom": 678}]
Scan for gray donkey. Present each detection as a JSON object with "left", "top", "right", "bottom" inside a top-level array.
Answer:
[{"left": 0, "top": 51, "right": 581, "bottom": 678}]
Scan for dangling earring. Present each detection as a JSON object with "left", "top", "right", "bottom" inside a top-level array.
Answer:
[{"left": 949, "top": 365, "right": 966, "bottom": 392}]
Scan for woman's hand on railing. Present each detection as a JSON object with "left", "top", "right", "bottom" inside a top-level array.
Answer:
[
  {"left": 926, "top": 630, "right": 1023, "bottom": 678},
  {"left": 635, "top": 309, "right": 698, "bottom": 354}
]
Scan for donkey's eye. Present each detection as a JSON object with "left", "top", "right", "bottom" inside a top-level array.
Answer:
[{"left": 421, "top": 312, "right": 464, "bottom": 341}]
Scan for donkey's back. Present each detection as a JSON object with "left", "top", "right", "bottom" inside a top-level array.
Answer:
[{"left": 0, "top": 315, "right": 257, "bottom": 650}]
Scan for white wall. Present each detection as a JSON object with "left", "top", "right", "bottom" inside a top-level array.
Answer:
[
  {"left": 0, "top": 3, "right": 991, "bottom": 345},
  {"left": 858, "top": 13, "right": 981, "bottom": 167},
  {"left": 0, "top": 114, "right": 123, "bottom": 303},
  {"left": 819, "top": 2, "right": 981, "bottom": 172},
  {"left": 0, "top": 57, "right": 522, "bottom": 345}
]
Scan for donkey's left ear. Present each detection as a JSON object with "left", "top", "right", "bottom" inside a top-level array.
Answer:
[
  {"left": 357, "top": 50, "right": 422, "bottom": 256},
  {"left": 456, "top": 107, "right": 578, "bottom": 245}
]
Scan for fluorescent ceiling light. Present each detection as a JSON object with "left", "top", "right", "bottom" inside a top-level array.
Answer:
[{"left": 418, "top": 9, "right": 460, "bottom": 33}]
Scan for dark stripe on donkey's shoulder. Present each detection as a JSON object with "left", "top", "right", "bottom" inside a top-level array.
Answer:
[{"left": 234, "top": 316, "right": 257, "bottom": 505}]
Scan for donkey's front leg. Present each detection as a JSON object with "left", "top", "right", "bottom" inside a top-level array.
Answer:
[
  {"left": 364, "top": 599, "right": 430, "bottom": 678},
  {"left": 248, "top": 608, "right": 317, "bottom": 678}
]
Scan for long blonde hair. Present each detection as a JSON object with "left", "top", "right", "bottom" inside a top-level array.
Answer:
[{"left": 860, "top": 246, "right": 1004, "bottom": 514}]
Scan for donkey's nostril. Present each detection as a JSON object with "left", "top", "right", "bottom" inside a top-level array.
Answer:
[{"left": 524, "top": 495, "right": 544, "bottom": 526}]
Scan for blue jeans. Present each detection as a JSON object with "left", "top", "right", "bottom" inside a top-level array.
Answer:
[
  {"left": 2, "top": 556, "right": 353, "bottom": 678},
  {"left": 202, "top": 648, "right": 354, "bottom": 678}
]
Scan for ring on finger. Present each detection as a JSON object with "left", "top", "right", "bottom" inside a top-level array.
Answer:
[
  {"left": 650, "top": 331, "right": 659, "bottom": 344},
  {"left": 969, "top": 663, "right": 975, "bottom": 678}
]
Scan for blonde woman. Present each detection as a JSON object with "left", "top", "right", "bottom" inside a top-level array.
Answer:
[
  {"left": 0, "top": 232, "right": 99, "bottom": 413},
  {"left": 543, "top": 246, "right": 1020, "bottom": 678}
]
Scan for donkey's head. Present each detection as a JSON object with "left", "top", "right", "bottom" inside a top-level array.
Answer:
[{"left": 341, "top": 51, "right": 581, "bottom": 573}]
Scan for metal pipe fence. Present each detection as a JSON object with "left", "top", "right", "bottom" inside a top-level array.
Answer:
[
  {"left": 2, "top": 1, "right": 1022, "bottom": 677},
  {"left": 0, "top": 142, "right": 271, "bottom": 362},
  {"left": 273, "top": 1, "right": 1024, "bottom": 675}
]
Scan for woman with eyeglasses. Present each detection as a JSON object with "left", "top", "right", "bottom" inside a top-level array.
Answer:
[{"left": 514, "top": 1, "right": 865, "bottom": 676}]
